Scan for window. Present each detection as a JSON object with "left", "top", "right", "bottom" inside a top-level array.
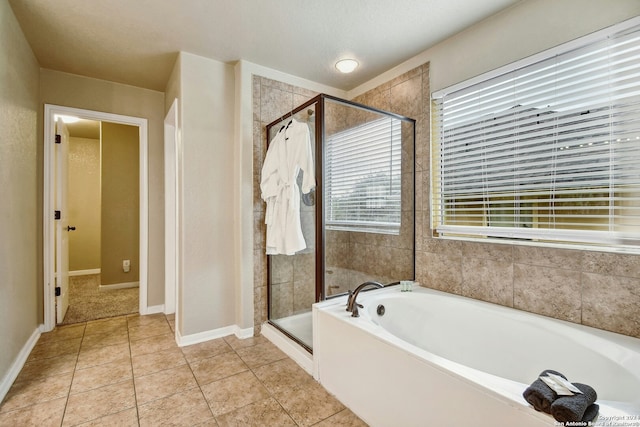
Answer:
[
  {"left": 326, "top": 117, "right": 402, "bottom": 234},
  {"left": 431, "top": 18, "right": 640, "bottom": 249}
]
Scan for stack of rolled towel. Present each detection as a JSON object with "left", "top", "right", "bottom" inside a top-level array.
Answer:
[{"left": 523, "top": 370, "right": 599, "bottom": 424}]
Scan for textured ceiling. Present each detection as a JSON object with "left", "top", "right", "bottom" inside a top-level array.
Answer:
[{"left": 9, "top": 0, "right": 521, "bottom": 92}]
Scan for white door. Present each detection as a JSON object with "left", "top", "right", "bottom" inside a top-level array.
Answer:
[{"left": 55, "top": 118, "right": 70, "bottom": 323}]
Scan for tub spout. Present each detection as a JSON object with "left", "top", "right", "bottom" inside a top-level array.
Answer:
[{"left": 346, "top": 281, "right": 384, "bottom": 317}]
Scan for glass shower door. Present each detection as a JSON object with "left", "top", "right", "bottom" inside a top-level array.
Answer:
[{"left": 267, "top": 106, "right": 317, "bottom": 351}]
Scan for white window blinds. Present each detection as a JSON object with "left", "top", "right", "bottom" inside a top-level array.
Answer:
[
  {"left": 326, "top": 117, "right": 402, "bottom": 234},
  {"left": 431, "top": 18, "right": 640, "bottom": 248}
]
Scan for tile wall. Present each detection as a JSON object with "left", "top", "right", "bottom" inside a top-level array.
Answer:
[
  {"left": 252, "top": 77, "right": 319, "bottom": 333},
  {"left": 253, "top": 63, "right": 640, "bottom": 339}
]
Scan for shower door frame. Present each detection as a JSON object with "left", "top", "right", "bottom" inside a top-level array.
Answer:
[
  {"left": 265, "top": 95, "right": 325, "bottom": 353},
  {"left": 264, "top": 94, "right": 416, "bottom": 353}
]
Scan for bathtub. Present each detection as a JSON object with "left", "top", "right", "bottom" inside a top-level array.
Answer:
[{"left": 312, "top": 286, "right": 640, "bottom": 427}]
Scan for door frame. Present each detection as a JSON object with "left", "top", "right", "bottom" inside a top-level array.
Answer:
[
  {"left": 43, "top": 104, "right": 149, "bottom": 331},
  {"left": 164, "top": 98, "right": 178, "bottom": 320}
]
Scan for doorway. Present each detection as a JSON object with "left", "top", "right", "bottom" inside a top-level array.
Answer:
[
  {"left": 43, "top": 105, "right": 149, "bottom": 331},
  {"left": 63, "top": 118, "right": 140, "bottom": 324}
]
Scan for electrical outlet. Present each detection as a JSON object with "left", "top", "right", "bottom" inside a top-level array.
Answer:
[{"left": 123, "top": 259, "right": 131, "bottom": 273}]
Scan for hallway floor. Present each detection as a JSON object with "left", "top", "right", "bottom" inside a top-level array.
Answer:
[
  {"left": 0, "top": 314, "right": 367, "bottom": 426},
  {"left": 61, "top": 275, "right": 139, "bottom": 325}
]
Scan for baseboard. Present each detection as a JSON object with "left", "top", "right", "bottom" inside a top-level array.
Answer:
[
  {"left": 142, "top": 304, "right": 165, "bottom": 315},
  {"left": 99, "top": 281, "right": 139, "bottom": 290},
  {"left": 176, "top": 324, "right": 255, "bottom": 347},
  {"left": 261, "top": 322, "right": 313, "bottom": 375},
  {"left": 0, "top": 325, "right": 42, "bottom": 403},
  {"left": 234, "top": 325, "right": 254, "bottom": 339},
  {"left": 69, "top": 269, "right": 101, "bottom": 277}
]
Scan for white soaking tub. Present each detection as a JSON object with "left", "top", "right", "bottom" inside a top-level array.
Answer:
[{"left": 312, "top": 286, "right": 640, "bottom": 427}]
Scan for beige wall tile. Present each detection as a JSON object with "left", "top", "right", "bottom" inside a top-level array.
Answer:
[
  {"left": 583, "top": 251, "right": 640, "bottom": 279},
  {"left": 514, "top": 264, "right": 582, "bottom": 323},
  {"left": 390, "top": 75, "right": 422, "bottom": 119},
  {"left": 461, "top": 258, "right": 514, "bottom": 307},
  {"left": 582, "top": 272, "right": 640, "bottom": 337},
  {"left": 513, "top": 245, "right": 583, "bottom": 270},
  {"left": 462, "top": 241, "right": 513, "bottom": 262},
  {"left": 416, "top": 251, "right": 462, "bottom": 294}
]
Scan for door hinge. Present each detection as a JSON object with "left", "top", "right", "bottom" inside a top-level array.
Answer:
[
  {"left": 55, "top": 286, "right": 61, "bottom": 296},
  {"left": 55, "top": 134, "right": 61, "bottom": 144},
  {"left": 54, "top": 210, "right": 61, "bottom": 220}
]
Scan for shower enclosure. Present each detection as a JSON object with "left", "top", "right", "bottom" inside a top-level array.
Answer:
[{"left": 265, "top": 94, "right": 415, "bottom": 351}]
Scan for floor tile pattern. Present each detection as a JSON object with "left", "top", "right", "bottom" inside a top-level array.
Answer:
[{"left": 0, "top": 314, "right": 367, "bottom": 426}]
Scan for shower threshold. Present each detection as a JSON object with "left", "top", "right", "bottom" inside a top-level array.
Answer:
[{"left": 270, "top": 311, "right": 313, "bottom": 350}]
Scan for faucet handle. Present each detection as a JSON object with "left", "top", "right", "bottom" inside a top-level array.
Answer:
[
  {"left": 346, "top": 290, "right": 354, "bottom": 311},
  {"left": 351, "top": 303, "right": 361, "bottom": 318}
]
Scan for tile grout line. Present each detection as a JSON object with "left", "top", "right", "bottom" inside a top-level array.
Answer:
[
  {"left": 187, "top": 341, "right": 221, "bottom": 425},
  {"left": 59, "top": 321, "right": 86, "bottom": 427},
  {"left": 6, "top": 315, "right": 359, "bottom": 426},
  {"left": 126, "top": 315, "right": 142, "bottom": 427}
]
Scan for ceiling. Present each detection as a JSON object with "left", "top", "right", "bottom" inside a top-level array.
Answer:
[
  {"left": 65, "top": 119, "right": 100, "bottom": 139},
  {"left": 9, "top": 0, "right": 521, "bottom": 92}
]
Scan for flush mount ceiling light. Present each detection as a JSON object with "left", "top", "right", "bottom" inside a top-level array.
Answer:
[{"left": 335, "top": 59, "right": 359, "bottom": 74}]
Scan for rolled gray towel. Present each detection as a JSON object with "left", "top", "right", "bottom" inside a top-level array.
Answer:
[
  {"left": 523, "top": 370, "right": 567, "bottom": 413},
  {"left": 550, "top": 383, "right": 598, "bottom": 423},
  {"left": 582, "top": 404, "right": 600, "bottom": 423}
]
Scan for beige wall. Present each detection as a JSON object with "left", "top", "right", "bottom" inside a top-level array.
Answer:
[
  {"left": 68, "top": 137, "right": 101, "bottom": 272},
  {"left": 40, "top": 69, "right": 165, "bottom": 306},
  {"left": 101, "top": 123, "right": 140, "bottom": 285},
  {"left": 174, "top": 52, "right": 237, "bottom": 336},
  {"left": 352, "top": 0, "right": 640, "bottom": 97},
  {"left": 0, "top": 0, "right": 41, "bottom": 390},
  {"left": 165, "top": 55, "right": 182, "bottom": 329}
]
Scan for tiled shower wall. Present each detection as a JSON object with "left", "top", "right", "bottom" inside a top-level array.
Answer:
[
  {"left": 252, "top": 77, "right": 319, "bottom": 334},
  {"left": 253, "top": 64, "right": 640, "bottom": 339}
]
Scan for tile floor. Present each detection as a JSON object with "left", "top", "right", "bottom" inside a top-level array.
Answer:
[{"left": 0, "top": 314, "right": 367, "bottom": 426}]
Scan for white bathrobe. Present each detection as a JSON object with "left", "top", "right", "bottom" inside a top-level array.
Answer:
[{"left": 261, "top": 119, "right": 315, "bottom": 255}]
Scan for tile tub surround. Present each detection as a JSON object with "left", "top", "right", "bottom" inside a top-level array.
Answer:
[
  {"left": 0, "top": 314, "right": 366, "bottom": 426},
  {"left": 253, "top": 63, "right": 640, "bottom": 341}
]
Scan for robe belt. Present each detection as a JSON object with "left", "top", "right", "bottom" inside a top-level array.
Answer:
[{"left": 277, "top": 180, "right": 299, "bottom": 213}]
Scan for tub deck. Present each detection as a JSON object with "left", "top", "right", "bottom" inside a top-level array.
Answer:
[{"left": 313, "top": 286, "right": 640, "bottom": 427}]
